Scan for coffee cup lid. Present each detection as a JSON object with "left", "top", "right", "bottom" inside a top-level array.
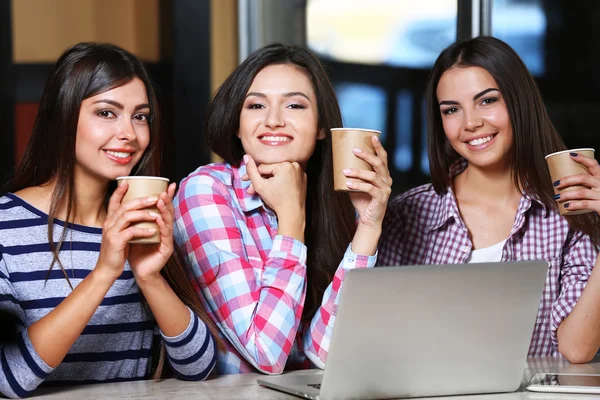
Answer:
[
  {"left": 544, "top": 148, "right": 595, "bottom": 159},
  {"left": 116, "top": 176, "right": 170, "bottom": 181},
  {"left": 330, "top": 128, "right": 381, "bottom": 134}
]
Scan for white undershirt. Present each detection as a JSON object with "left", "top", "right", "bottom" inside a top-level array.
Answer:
[{"left": 466, "top": 239, "right": 507, "bottom": 263}]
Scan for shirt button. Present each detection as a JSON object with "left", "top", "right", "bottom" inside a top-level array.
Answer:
[{"left": 461, "top": 245, "right": 470, "bottom": 253}]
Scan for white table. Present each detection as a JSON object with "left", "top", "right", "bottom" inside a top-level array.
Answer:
[{"left": 30, "top": 356, "right": 600, "bottom": 399}]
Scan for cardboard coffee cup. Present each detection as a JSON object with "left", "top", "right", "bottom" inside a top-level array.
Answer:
[
  {"left": 331, "top": 128, "right": 381, "bottom": 192},
  {"left": 545, "top": 148, "right": 595, "bottom": 216},
  {"left": 116, "top": 176, "right": 170, "bottom": 243}
]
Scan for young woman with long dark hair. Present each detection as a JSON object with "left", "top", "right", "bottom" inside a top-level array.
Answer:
[
  {"left": 379, "top": 36, "right": 600, "bottom": 364},
  {"left": 0, "top": 42, "right": 221, "bottom": 398},
  {"left": 174, "top": 43, "right": 392, "bottom": 374}
]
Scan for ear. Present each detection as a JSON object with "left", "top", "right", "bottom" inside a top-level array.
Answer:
[
  {"left": 236, "top": 130, "right": 240, "bottom": 138},
  {"left": 317, "top": 128, "right": 326, "bottom": 140}
]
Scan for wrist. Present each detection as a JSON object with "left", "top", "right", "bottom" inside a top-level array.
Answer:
[
  {"left": 89, "top": 266, "right": 120, "bottom": 288},
  {"left": 277, "top": 209, "right": 306, "bottom": 243},
  {"left": 351, "top": 224, "right": 382, "bottom": 256},
  {"left": 135, "top": 273, "right": 166, "bottom": 291},
  {"left": 356, "top": 222, "right": 382, "bottom": 236}
]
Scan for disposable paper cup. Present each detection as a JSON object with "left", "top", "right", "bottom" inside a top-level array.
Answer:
[
  {"left": 545, "top": 148, "right": 595, "bottom": 215},
  {"left": 116, "top": 176, "right": 169, "bottom": 243},
  {"left": 331, "top": 128, "right": 381, "bottom": 192}
]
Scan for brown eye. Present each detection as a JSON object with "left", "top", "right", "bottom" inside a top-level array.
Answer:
[{"left": 97, "top": 110, "right": 115, "bottom": 118}]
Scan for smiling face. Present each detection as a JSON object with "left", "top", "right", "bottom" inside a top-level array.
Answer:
[
  {"left": 238, "top": 63, "right": 323, "bottom": 167},
  {"left": 436, "top": 66, "right": 513, "bottom": 171},
  {"left": 74, "top": 77, "right": 151, "bottom": 183}
]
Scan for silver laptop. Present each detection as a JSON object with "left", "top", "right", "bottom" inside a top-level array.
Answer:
[{"left": 258, "top": 261, "right": 548, "bottom": 400}]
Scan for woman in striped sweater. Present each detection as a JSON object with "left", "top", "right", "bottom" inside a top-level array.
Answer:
[{"left": 0, "top": 42, "right": 221, "bottom": 398}]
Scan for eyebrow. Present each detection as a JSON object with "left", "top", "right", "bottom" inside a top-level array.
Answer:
[
  {"left": 245, "top": 91, "right": 312, "bottom": 102},
  {"left": 438, "top": 88, "right": 500, "bottom": 106},
  {"left": 92, "top": 99, "right": 150, "bottom": 111}
]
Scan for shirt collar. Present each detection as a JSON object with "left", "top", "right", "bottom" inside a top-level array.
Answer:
[
  {"left": 232, "top": 159, "right": 265, "bottom": 212},
  {"left": 426, "top": 159, "right": 548, "bottom": 232}
]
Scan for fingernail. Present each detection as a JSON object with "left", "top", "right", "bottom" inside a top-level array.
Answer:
[
  {"left": 373, "top": 135, "right": 380, "bottom": 142},
  {"left": 553, "top": 194, "right": 560, "bottom": 200},
  {"left": 564, "top": 202, "right": 570, "bottom": 208},
  {"left": 243, "top": 154, "right": 249, "bottom": 163},
  {"left": 570, "top": 152, "right": 578, "bottom": 157},
  {"left": 146, "top": 196, "right": 158, "bottom": 203},
  {"left": 553, "top": 180, "right": 560, "bottom": 187},
  {"left": 353, "top": 148, "right": 362, "bottom": 153},
  {"left": 147, "top": 228, "right": 157, "bottom": 233},
  {"left": 346, "top": 181, "right": 353, "bottom": 187},
  {"left": 343, "top": 169, "right": 351, "bottom": 175},
  {"left": 149, "top": 211, "right": 160, "bottom": 218}
]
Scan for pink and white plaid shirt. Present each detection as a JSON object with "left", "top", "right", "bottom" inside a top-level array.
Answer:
[
  {"left": 174, "top": 161, "right": 376, "bottom": 375},
  {"left": 378, "top": 161, "right": 598, "bottom": 357}
]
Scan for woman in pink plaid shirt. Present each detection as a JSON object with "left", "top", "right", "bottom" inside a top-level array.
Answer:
[
  {"left": 173, "top": 44, "right": 392, "bottom": 374},
  {"left": 379, "top": 36, "right": 600, "bottom": 363}
]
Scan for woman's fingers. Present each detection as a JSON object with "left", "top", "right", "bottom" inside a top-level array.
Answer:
[
  {"left": 351, "top": 145, "right": 392, "bottom": 187},
  {"left": 346, "top": 180, "right": 389, "bottom": 202},
  {"left": 372, "top": 135, "right": 389, "bottom": 170},
  {"left": 554, "top": 173, "right": 600, "bottom": 191},
  {"left": 343, "top": 168, "right": 385, "bottom": 189},
  {"left": 107, "top": 181, "right": 129, "bottom": 218},
  {"left": 571, "top": 153, "right": 600, "bottom": 176},
  {"left": 108, "top": 209, "right": 160, "bottom": 234},
  {"left": 562, "top": 199, "right": 600, "bottom": 213}
]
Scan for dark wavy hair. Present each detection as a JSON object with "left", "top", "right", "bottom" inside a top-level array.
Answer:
[
  {"left": 10, "top": 42, "right": 223, "bottom": 378},
  {"left": 205, "top": 43, "right": 357, "bottom": 322},
  {"left": 426, "top": 36, "right": 600, "bottom": 245}
]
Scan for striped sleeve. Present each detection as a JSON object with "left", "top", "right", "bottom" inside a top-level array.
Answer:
[
  {"left": 161, "top": 307, "right": 216, "bottom": 381},
  {"left": 0, "top": 251, "right": 54, "bottom": 399}
]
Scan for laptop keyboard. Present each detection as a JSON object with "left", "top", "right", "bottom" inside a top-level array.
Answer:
[{"left": 307, "top": 383, "right": 321, "bottom": 389}]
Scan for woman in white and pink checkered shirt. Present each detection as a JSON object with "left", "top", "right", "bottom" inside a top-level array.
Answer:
[{"left": 379, "top": 36, "right": 600, "bottom": 364}]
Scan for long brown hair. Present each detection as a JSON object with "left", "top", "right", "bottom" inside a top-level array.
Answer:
[
  {"left": 205, "top": 43, "right": 357, "bottom": 322},
  {"left": 426, "top": 36, "right": 600, "bottom": 246},
  {"left": 10, "top": 42, "right": 223, "bottom": 378}
]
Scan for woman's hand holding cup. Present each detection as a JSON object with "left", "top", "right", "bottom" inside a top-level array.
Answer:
[
  {"left": 344, "top": 134, "right": 393, "bottom": 230},
  {"left": 551, "top": 150, "right": 600, "bottom": 214},
  {"left": 95, "top": 181, "right": 162, "bottom": 281}
]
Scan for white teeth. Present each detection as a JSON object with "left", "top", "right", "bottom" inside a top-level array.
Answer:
[
  {"left": 468, "top": 135, "right": 494, "bottom": 146},
  {"left": 105, "top": 151, "right": 131, "bottom": 158},
  {"left": 260, "top": 136, "right": 291, "bottom": 142}
]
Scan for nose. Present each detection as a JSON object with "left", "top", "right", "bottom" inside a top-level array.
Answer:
[
  {"left": 116, "top": 119, "right": 136, "bottom": 142},
  {"left": 464, "top": 110, "right": 483, "bottom": 132},
  {"left": 265, "top": 106, "right": 285, "bottom": 129}
]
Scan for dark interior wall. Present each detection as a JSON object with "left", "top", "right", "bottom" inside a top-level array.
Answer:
[
  {"left": 0, "top": 0, "right": 211, "bottom": 194},
  {"left": 0, "top": 0, "right": 14, "bottom": 192}
]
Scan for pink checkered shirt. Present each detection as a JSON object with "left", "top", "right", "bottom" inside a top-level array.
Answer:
[
  {"left": 378, "top": 161, "right": 598, "bottom": 357},
  {"left": 174, "top": 161, "right": 376, "bottom": 375}
]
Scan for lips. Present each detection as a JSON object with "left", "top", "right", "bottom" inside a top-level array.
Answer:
[
  {"left": 258, "top": 134, "right": 293, "bottom": 146},
  {"left": 103, "top": 150, "right": 134, "bottom": 165},
  {"left": 465, "top": 133, "right": 497, "bottom": 148}
]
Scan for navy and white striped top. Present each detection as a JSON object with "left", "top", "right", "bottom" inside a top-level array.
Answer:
[{"left": 0, "top": 194, "right": 216, "bottom": 398}]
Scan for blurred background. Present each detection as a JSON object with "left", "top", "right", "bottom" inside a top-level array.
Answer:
[{"left": 0, "top": 0, "right": 598, "bottom": 196}]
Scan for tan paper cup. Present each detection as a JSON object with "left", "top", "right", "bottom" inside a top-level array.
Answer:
[
  {"left": 116, "top": 176, "right": 169, "bottom": 243},
  {"left": 545, "top": 148, "right": 595, "bottom": 216},
  {"left": 331, "top": 128, "right": 381, "bottom": 192}
]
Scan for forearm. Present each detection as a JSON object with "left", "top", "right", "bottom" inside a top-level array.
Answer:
[
  {"left": 304, "top": 245, "right": 377, "bottom": 367},
  {"left": 136, "top": 275, "right": 191, "bottom": 337},
  {"left": 27, "top": 268, "right": 115, "bottom": 368},
  {"left": 350, "top": 223, "right": 381, "bottom": 256},
  {"left": 557, "top": 257, "right": 600, "bottom": 363}
]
